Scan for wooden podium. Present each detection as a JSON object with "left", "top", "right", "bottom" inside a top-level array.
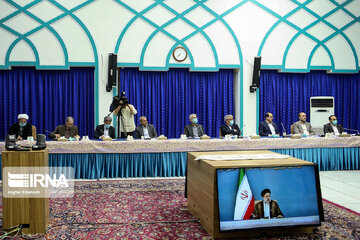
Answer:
[
  {"left": 2, "top": 150, "right": 49, "bottom": 234},
  {"left": 187, "top": 150, "right": 314, "bottom": 238}
]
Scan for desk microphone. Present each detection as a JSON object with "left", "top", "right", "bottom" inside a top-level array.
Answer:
[
  {"left": 281, "top": 123, "right": 290, "bottom": 137},
  {"left": 343, "top": 127, "right": 360, "bottom": 135}
]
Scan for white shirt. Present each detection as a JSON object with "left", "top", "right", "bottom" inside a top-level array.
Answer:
[
  {"left": 118, "top": 104, "right": 137, "bottom": 132},
  {"left": 331, "top": 124, "right": 340, "bottom": 135},
  {"left": 263, "top": 201, "right": 270, "bottom": 218},
  {"left": 142, "top": 126, "right": 150, "bottom": 138},
  {"left": 267, "top": 122, "right": 276, "bottom": 135},
  {"left": 301, "top": 123, "right": 309, "bottom": 135},
  {"left": 103, "top": 127, "right": 110, "bottom": 137}
]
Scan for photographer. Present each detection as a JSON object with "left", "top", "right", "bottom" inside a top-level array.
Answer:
[{"left": 112, "top": 93, "right": 137, "bottom": 138}]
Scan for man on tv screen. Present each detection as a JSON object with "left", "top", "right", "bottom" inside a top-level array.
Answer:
[{"left": 251, "top": 188, "right": 283, "bottom": 219}]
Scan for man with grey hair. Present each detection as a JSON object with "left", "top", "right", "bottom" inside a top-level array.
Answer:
[
  {"left": 220, "top": 114, "right": 241, "bottom": 137},
  {"left": 133, "top": 116, "right": 158, "bottom": 139},
  {"left": 8, "top": 113, "right": 33, "bottom": 140},
  {"left": 94, "top": 116, "right": 116, "bottom": 139},
  {"left": 184, "top": 113, "right": 205, "bottom": 138},
  {"left": 49, "top": 116, "right": 79, "bottom": 139}
]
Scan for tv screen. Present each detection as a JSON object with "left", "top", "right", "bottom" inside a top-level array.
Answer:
[{"left": 217, "top": 165, "right": 324, "bottom": 231}]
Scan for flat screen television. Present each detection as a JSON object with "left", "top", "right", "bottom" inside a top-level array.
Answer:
[{"left": 216, "top": 165, "right": 324, "bottom": 231}]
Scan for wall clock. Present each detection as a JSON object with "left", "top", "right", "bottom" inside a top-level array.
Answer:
[{"left": 173, "top": 46, "right": 187, "bottom": 62}]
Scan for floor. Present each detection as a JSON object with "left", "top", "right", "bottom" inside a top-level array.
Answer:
[{"left": 320, "top": 170, "right": 360, "bottom": 213}]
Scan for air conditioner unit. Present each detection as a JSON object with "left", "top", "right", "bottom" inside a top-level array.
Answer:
[{"left": 310, "top": 97, "right": 334, "bottom": 134}]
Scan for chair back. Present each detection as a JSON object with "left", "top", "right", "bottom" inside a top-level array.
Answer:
[
  {"left": 290, "top": 124, "right": 294, "bottom": 134},
  {"left": 32, "top": 125, "right": 37, "bottom": 140}
]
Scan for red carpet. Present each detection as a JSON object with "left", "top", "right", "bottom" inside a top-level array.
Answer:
[{"left": 1, "top": 179, "right": 359, "bottom": 239}]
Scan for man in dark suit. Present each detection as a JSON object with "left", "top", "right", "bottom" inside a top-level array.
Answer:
[
  {"left": 184, "top": 113, "right": 205, "bottom": 138},
  {"left": 49, "top": 116, "right": 79, "bottom": 139},
  {"left": 259, "top": 112, "right": 279, "bottom": 136},
  {"left": 220, "top": 114, "right": 241, "bottom": 137},
  {"left": 251, "top": 188, "right": 283, "bottom": 219},
  {"left": 94, "top": 116, "right": 116, "bottom": 139},
  {"left": 323, "top": 115, "right": 344, "bottom": 134},
  {"left": 133, "top": 116, "right": 158, "bottom": 139},
  {"left": 8, "top": 114, "right": 33, "bottom": 140}
]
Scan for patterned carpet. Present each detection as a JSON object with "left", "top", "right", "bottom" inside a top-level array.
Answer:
[{"left": 1, "top": 179, "right": 359, "bottom": 239}]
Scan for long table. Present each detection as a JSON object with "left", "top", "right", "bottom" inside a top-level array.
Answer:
[{"left": 0, "top": 137, "right": 359, "bottom": 179}]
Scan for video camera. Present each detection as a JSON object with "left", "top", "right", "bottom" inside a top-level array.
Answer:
[{"left": 109, "top": 91, "right": 129, "bottom": 112}]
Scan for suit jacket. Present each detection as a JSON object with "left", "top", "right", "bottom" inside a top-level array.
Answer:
[
  {"left": 133, "top": 124, "right": 158, "bottom": 138},
  {"left": 94, "top": 124, "right": 116, "bottom": 139},
  {"left": 8, "top": 122, "right": 33, "bottom": 139},
  {"left": 49, "top": 125, "right": 79, "bottom": 139},
  {"left": 184, "top": 124, "right": 205, "bottom": 138},
  {"left": 292, "top": 121, "right": 315, "bottom": 135},
  {"left": 323, "top": 123, "right": 344, "bottom": 134},
  {"left": 259, "top": 121, "right": 279, "bottom": 136},
  {"left": 251, "top": 200, "right": 283, "bottom": 219},
  {"left": 220, "top": 124, "right": 241, "bottom": 137}
]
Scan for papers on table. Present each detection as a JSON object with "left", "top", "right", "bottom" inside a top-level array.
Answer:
[{"left": 194, "top": 154, "right": 290, "bottom": 161}]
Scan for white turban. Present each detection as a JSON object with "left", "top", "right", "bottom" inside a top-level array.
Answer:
[{"left": 18, "top": 114, "right": 29, "bottom": 120}]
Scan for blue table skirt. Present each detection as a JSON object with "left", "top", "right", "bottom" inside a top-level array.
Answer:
[
  {"left": 0, "top": 152, "right": 187, "bottom": 179},
  {"left": 0, "top": 148, "right": 358, "bottom": 179},
  {"left": 271, "top": 147, "right": 359, "bottom": 171}
]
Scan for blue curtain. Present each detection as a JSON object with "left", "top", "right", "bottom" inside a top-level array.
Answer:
[
  {"left": 0, "top": 67, "right": 95, "bottom": 140},
  {"left": 118, "top": 68, "right": 234, "bottom": 138},
  {"left": 259, "top": 70, "right": 360, "bottom": 134}
]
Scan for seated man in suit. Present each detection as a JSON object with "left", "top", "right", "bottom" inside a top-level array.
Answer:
[
  {"left": 184, "top": 113, "right": 205, "bottom": 138},
  {"left": 220, "top": 114, "right": 241, "bottom": 137},
  {"left": 323, "top": 115, "right": 344, "bottom": 135},
  {"left": 259, "top": 112, "right": 279, "bottom": 136},
  {"left": 251, "top": 188, "right": 283, "bottom": 219},
  {"left": 133, "top": 116, "right": 158, "bottom": 139},
  {"left": 8, "top": 114, "right": 33, "bottom": 140},
  {"left": 292, "top": 112, "right": 315, "bottom": 135},
  {"left": 49, "top": 116, "right": 80, "bottom": 139},
  {"left": 94, "top": 116, "right": 116, "bottom": 139}
]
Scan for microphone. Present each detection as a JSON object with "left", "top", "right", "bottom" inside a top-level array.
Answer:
[
  {"left": 281, "top": 123, "right": 290, "bottom": 137},
  {"left": 343, "top": 127, "right": 360, "bottom": 135}
]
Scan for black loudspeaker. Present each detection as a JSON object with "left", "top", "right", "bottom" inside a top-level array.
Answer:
[
  {"left": 5, "top": 134, "right": 19, "bottom": 150},
  {"left": 32, "top": 134, "right": 47, "bottom": 150},
  {"left": 107, "top": 53, "right": 117, "bottom": 92},
  {"left": 250, "top": 56, "right": 261, "bottom": 93}
]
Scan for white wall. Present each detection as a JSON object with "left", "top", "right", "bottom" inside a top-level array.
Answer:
[{"left": 1, "top": 0, "right": 359, "bottom": 134}]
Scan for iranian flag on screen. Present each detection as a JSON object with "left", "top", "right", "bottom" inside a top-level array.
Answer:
[{"left": 233, "top": 169, "right": 255, "bottom": 220}]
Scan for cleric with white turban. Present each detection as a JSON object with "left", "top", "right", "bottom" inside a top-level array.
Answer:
[{"left": 7, "top": 113, "right": 34, "bottom": 140}]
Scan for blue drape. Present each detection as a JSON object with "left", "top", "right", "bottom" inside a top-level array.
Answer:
[
  {"left": 0, "top": 67, "right": 95, "bottom": 139},
  {"left": 119, "top": 68, "right": 234, "bottom": 138},
  {"left": 259, "top": 70, "right": 360, "bottom": 134},
  {"left": 271, "top": 148, "right": 359, "bottom": 171},
  {"left": 48, "top": 152, "right": 187, "bottom": 179}
]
